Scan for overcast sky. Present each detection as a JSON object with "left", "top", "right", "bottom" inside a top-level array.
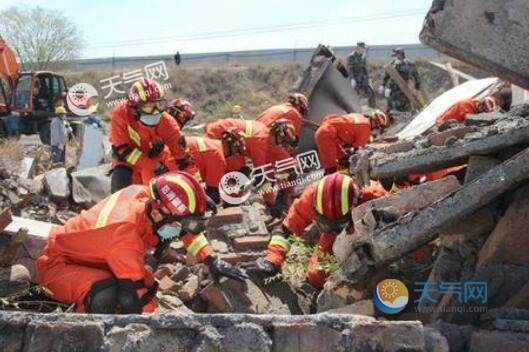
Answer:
[{"left": 1, "top": 0, "right": 432, "bottom": 58}]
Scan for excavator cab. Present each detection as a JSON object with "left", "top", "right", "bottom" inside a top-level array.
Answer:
[{"left": 0, "top": 36, "right": 69, "bottom": 144}]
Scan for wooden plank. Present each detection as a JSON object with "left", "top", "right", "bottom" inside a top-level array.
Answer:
[
  {"left": 384, "top": 64, "right": 423, "bottom": 110},
  {"left": 428, "top": 61, "right": 476, "bottom": 82}
]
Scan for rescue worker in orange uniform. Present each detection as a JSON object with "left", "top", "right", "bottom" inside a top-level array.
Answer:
[
  {"left": 435, "top": 96, "right": 499, "bottom": 126},
  {"left": 257, "top": 93, "right": 308, "bottom": 136},
  {"left": 186, "top": 130, "right": 246, "bottom": 204},
  {"left": 166, "top": 98, "right": 196, "bottom": 128},
  {"left": 36, "top": 172, "right": 247, "bottom": 314},
  {"left": 109, "top": 78, "right": 190, "bottom": 193},
  {"left": 205, "top": 118, "right": 298, "bottom": 172},
  {"left": 315, "top": 110, "right": 390, "bottom": 175},
  {"left": 244, "top": 173, "right": 387, "bottom": 289}
]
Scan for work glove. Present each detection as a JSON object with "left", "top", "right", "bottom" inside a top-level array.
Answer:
[
  {"left": 204, "top": 256, "right": 248, "bottom": 283},
  {"left": 154, "top": 162, "right": 169, "bottom": 176},
  {"left": 378, "top": 85, "right": 385, "bottom": 95},
  {"left": 384, "top": 88, "right": 392, "bottom": 98},
  {"left": 350, "top": 78, "right": 357, "bottom": 88},
  {"left": 148, "top": 141, "right": 165, "bottom": 158},
  {"left": 242, "top": 257, "right": 279, "bottom": 278}
]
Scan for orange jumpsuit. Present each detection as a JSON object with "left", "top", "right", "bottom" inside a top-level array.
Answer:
[
  {"left": 186, "top": 136, "right": 230, "bottom": 189},
  {"left": 257, "top": 103, "right": 303, "bottom": 135},
  {"left": 435, "top": 98, "right": 479, "bottom": 125},
  {"left": 266, "top": 181, "right": 387, "bottom": 289},
  {"left": 109, "top": 102, "right": 188, "bottom": 185},
  {"left": 205, "top": 118, "right": 291, "bottom": 170},
  {"left": 36, "top": 185, "right": 159, "bottom": 313},
  {"left": 315, "top": 114, "right": 372, "bottom": 170}
]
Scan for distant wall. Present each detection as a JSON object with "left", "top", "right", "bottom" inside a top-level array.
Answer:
[{"left": 72, "top": 44, "right": 445, "bottom": 72}]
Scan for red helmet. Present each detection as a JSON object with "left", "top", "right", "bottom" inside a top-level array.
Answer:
[
  {"left": 271, "top": 118, "right": 298, "bottom": 149},
  {"left": 370, "top": 110, "right": 390, "bottom": 129},
  {"left": 287, "top": 93, "right": 309, "bottom": 116},
  {"left": 221, "top": 127, "right": 246, "bottom": 156},
  {"left": 128, "top": 78, "right": 166, "bottom": 112},
  {"left": 149, "top": 171, "right": 207, "bottom": 217},
  {"left": 167, "top": 98, "right": 195, "bottom": 127},
  {"left": 313, "top": 173, "right": 359, "bottom": 220},
  {"left": 478, "top": 96, "right": 498, "bottom": 113}
]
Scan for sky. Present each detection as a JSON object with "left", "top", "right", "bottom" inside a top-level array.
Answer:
[{"left": 0, "top": 0, "right": 432, "bottom": 59}]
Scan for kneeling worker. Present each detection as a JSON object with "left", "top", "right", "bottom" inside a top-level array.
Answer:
[
  {"left": 245, "top": 173, "right": 386, "bottom": 289},
  {"left": 36, "top": 172, "right": 247, "bottom": 314}
]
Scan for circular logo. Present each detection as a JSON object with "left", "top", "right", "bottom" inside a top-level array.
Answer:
[
  {"left": 219, "top": 171, "right": 252, "bottom": 205},
  {"left": 67, "top": 83, "right": 99, "bottom": 116},
  {"left": 373, "top": 279, "right": 409, "bottom": 314}
]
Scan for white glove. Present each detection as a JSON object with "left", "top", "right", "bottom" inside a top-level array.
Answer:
[
  {"left": 350, "top": 79, "right": 357, "bottom": 88},
  {"left": 378, "top": 85, "right": 385, "bottom": 95},
  {"left": 384, "top": 88, "right": 391, "bottom": 98}
]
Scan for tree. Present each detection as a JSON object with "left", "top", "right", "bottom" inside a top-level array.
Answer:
[{"left": 0, "top": 6, "right": 83, "bottom": 71}]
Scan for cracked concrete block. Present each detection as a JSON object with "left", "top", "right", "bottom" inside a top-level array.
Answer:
[
  {"left": 222, "top": 323, "right": 272, "bottom": 352},
  {"left": 420, "top": 0, "right": 529, "bottom": 90},
  {"left": 469, "top": 330, "right": 529, "bottom": 352},
  {"left": 25, "top": 321, "right": 105, "bottom": 352}
]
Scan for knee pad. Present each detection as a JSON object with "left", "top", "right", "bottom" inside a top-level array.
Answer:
[
  {"left": 117, "top": 280, "right": 143, "bottom": 314},
  {"left": 85, "top": 278, "right": 118, "bottom": 314}
]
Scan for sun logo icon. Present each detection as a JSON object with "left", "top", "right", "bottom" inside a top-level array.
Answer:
[{"left": 373, "top": 279, "right": 409, "bottom": 314}]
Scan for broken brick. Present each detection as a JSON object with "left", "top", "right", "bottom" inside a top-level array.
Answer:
[
  {"left": 177, "top": 274, "right": 199, "bottom": 302},
  {"left": 232, "top": 236, "right": 270, "bottom": 251},
  {"left": 427, "top": 126, "right": 475, "bottom": 146},
  {"left": 207, "top": 207, "right": 244, "bottom": 228},
  {"left": 158, "top": 276, "right": 179, "bottom": 294}
]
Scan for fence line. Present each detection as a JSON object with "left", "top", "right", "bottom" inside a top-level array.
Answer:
[{"left": 73, "top": 44, "right": 445, "bottom": 72}]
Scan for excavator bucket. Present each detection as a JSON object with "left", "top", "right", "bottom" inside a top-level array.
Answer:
[
  {"left": 0, "top": 37, "right": 20, "bottom": 87},
  {"left": 294, "top": 45, "right": 361, "bottom": 153}
]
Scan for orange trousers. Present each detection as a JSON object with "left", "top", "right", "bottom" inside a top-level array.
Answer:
[{"left": 36, "top": 251, "right": 156, "bottom": 313}]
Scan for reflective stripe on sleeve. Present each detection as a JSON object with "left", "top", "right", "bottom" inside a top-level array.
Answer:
[
  {"left": 244, "top": 121, "right": 253, "bottom": 137},
  {"left": 315, "top": 179, "right": 325, "bottom": 215},
  {"left": 96, "top": 191, "right": 121, "bottom": 228},
  {"left": 186, "top": 233, "right": 209, "bottom": 257},
  {"left": 126, "top": 148, "right": 142, "bottom": 165},
  {"left": 127, "top": 126, "right": 141, "bottom": 147},
  {"left": 269, "top": 235, "right": 291, "bottom": 251},
  {"left": 196, "top": 137, "right": 207, "bottom": 152}
]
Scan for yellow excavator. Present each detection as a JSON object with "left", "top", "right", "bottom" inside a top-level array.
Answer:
[{"left": 0, "top": 36, "right": 69, "bottom": 144}]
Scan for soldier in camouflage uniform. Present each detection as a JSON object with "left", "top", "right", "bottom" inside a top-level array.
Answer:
[
  {"left": 381, "top": 48, "right": 421, "bottom": 113},
  {"left": 347, "top": 42, "right": 376, "bottom": 108}
]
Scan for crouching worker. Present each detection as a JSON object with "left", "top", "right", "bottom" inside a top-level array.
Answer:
[
  {"left": 244, "top": 173, "right": 386, "bottom": 289},
  {"left": 36, "top": 172, "right": 247, "bottom": 314}
]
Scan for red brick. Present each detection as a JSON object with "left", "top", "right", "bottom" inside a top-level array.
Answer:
[
  {"left": 427, "top": 126, "right": 474, "bottom": 146},
  {"left": 232, "top": 236, "right": 270, "bottom": 251},
  {"left": 207, "top": 207, "right": 244, "bottom": 227},
  {"left": 200, "top": 283, "right": 229, "bottom": 312}
]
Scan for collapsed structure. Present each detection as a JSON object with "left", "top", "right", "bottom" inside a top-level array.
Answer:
[{"left": 2, "top": 1, "right": 529, "bottom": 351}]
